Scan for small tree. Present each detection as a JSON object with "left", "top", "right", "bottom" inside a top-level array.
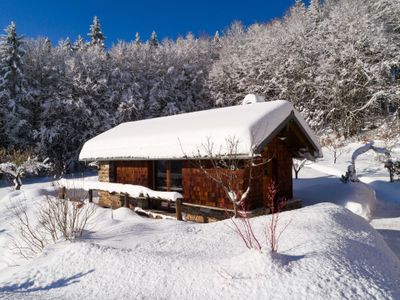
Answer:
[
  {"left": 293, "top": 158, "right": 307, "bottom": 179},
  {"left": 394, "top": 161, "right": 400, "bottom": 180},
  {"left": 150, "top": 31, "right": 158, "bottom": 48},
  {"left": 87, "top": 16, "right": 105, "bottom": 48},
  {"left": 384, "top": 159, "right": 395, "bottom": 182},
  {"left": 320, "top": 134, "right": 345, "bottom": 164},
  {"left": 0, "top": 149, "right": 51, "bottom": 190},
  {"left": 385, "top": 159, "right": 400, "bottom": 182},
  {"left": 134, "top": 32, "right": 141, "bottom": 45}
]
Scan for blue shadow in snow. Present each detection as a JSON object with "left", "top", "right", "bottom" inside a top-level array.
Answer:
[{"left": 0, "top": 269, "right": 94, "bottom": 293}]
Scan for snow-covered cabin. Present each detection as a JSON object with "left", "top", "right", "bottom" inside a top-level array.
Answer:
[{"left": 79, "top": 97, "right": 321, "bottom": 222}]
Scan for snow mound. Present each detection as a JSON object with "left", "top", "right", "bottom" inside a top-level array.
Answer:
[
  {"left": 0, "top": 188, "right": 399, "bottom": 300},
  {"left": 112, "top": 207, "right": 138, "bottom": 220},
  {"left": 295, "top": 179, "right": 376, "bottom": 220}
]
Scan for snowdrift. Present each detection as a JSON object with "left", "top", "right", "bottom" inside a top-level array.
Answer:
[
  {"left": 0, "top": 184, "right": 398, "bottom": 300},
  {"left": 295, "top": 180, "right": 376, "bottom": 221}
]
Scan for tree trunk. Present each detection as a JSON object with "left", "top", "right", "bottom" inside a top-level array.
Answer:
[
  {"left": 233, "top": 201, "right": 238, "bottom": 218},
  {"left": 14, "top": 175, "right": 22, "bottom": 190}
]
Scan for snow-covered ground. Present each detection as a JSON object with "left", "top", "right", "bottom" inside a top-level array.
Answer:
[
  {"left": 0, "top": 141, "right": 399, "bottom": 299},
  {"left": 295, "top": 140, "right": 400, "bottom": 261}
]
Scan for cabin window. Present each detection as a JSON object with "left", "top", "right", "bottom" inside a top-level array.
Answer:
[
  {"left": 169, "top": 161, "right": 183, "bottom": 192},
  {"left": 156, "top": 160, "right": 167, "bottom": 191},
  {"left": 155, "top": 160, "right": 182, "bottom": 192}
]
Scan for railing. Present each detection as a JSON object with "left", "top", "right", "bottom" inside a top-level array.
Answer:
[{"left": 59, "top": 185, "right": 183, "bottom": 220}]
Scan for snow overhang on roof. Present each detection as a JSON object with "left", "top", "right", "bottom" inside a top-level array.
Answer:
[{"left": 79, "top": 100, "right": 322, "bottom": 161}]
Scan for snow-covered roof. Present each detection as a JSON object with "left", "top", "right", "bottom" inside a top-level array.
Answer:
[{"left": 79, "top": 100, "right": 322, "bottom": 161}]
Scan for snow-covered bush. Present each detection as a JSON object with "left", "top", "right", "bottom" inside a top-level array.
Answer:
[
  {"left": 394, "top": 161, "right": 400, "bottom": 180},
  {"left": 0, "top": 149, "right": 52, "bottom": 190}
]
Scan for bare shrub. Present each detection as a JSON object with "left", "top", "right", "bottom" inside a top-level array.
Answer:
[
  {"left": 10, "top": 199, "right": 48, "bottom": 259},
  {"left": 264, "top": 181, "right": 291, "bottom": 253},
  {"left": 230, "top": 201, "right": 262, "bottom": 251},
  {"left": 320, "top": 134, "right": 345, "bottom": 163},
  {"left": 10, "top": 189, "right": 96, "bottom": 259},
  {"left": 229, "top": 181, "right": 290, "bottom": 253}
]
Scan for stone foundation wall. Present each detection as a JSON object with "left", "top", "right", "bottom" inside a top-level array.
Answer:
[{"left": 98, "top": 161, "right": 121, "bottom": 207}]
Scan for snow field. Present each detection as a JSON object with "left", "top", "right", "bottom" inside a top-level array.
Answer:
[{"left": 0, "top": 188, "right": 399, "bottom": 299}]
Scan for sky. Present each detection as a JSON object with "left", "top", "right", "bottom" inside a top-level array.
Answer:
[{"left": 0, "top": 0, "right": 300, "bottom": 47}]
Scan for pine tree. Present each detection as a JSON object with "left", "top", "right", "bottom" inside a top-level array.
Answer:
[
  {"left": 150, "top": 31, "right": 158, "bottom": 48},
  {"left": 135, "top": 32, "right": 140, "bottom": 45},
  {"left": 213, "top": 30, "right": 220, "bottom": 43},
  {"left": 0, "top": 21, "right": 27, "bottom": 148},
  {"left": 44, "top": 37, "right": 51, "bottom": 53},
  {"left": 73, "top": 35, "right": 85, "bottom": 51},
  {"left": 58, "top": 38, "right": 72, "bottom": 52},
  {"left": 88, "top": 16, "right": 105, "bottom": 48},
  {"left": 309, "top": 0, "right": 320, "bottom": 22},
  {"left": 0, "top": 22, "right": 25, "bottom": 101}
]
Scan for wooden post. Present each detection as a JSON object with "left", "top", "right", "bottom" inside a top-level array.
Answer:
[
  {"left": 124, "top": 193, "right": 129, "bottom": 208},
  {"left": 60, "top": 186, "right": 66, "bottom": 199},
  {"left": 176, "top": 198, "right": 183, "bottom": 221},
  {"left": 88, "top": 189, "right": 93, "bottom": 203},
  {"left": 166, "top": 160, "right": 171, "bottom": 191}
]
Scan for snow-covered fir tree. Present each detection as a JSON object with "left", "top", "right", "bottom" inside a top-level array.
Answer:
[
  {"left": 135, "top": 32, "right": 140, "bottom": 45},
  {"left": 0, "top": 21, "right": 29, "bottom": 148},
  {"left": 88, "top": 16, "right": 105, "bottom": 48},
  {"left": 150, "top": 31, "right": 158, "bottom": 48},
  {"left": 73, "top": 35, "right": 86, "bottom": 51}
]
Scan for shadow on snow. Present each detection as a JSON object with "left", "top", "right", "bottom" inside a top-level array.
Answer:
[{"left": 0, "top": 269, "right": 94, "bottom": 293}]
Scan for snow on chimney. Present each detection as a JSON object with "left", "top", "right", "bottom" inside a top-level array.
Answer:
[{"left": 241, "top": 94, "right": 265, "bottom": 105}]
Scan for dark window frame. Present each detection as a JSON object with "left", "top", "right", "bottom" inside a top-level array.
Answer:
[{"left": 155, "top": 160, "right": 183, "bottom": 192}]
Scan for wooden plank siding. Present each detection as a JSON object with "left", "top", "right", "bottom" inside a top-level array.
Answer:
[
  {"left": 114, "top": 161, "right": 153, "bottom": 188},
  {"left": 181, "top": 160, "right": 245, "bottom": 210}
]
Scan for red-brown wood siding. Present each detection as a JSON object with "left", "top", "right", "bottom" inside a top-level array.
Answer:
[
  {"left": 114, "top": 161, "right": 153, "bottom": 187},
  {"left": 260, "top": 137, "right": 293, "bottom": 201},
  {"left": 181, "top": 160, "right": 245, "bottom": 209}
]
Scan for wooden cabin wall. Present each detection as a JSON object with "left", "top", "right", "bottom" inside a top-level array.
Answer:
[
  {"left": 261, "top": 137, "right": 293, "bottom": 200},
  {"left": 96, "top": 137, "right": 293, "bottom": 215},
  {"left": 114, "top": 161, "right": 153, "bottom": 187},
  {"left": 181, "top": 160, "right": 245, "bottom": 209},
  {"left": 97, "top": 161, "right": 154, "bottom": 208},
  {"left": 242, "top": 137, "right": 293, "bottom": 210}
]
